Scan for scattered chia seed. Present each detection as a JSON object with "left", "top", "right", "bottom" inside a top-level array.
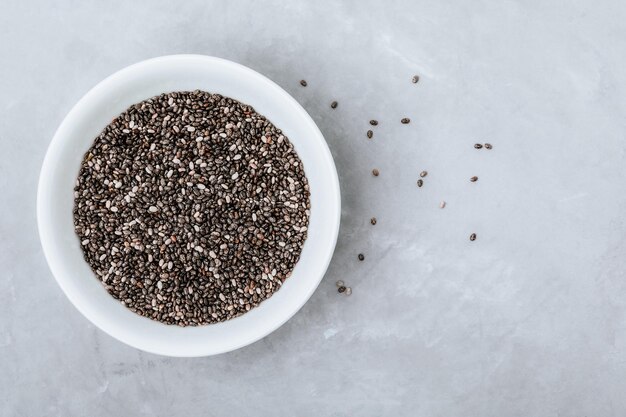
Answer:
[
  {"left": 73, "top": 90, "right": 311, "bottom": 326},
  {"left": 372, "top": 169, "right": 379, "bottom": 177},
  {"left": 401, "top": 118, "right": 410, "bottom": 124},
  {"left": 440, "top": 201, "right": 446, "bottom": 209},
  {"left": 470, "top": 233, "right": 477, "bottom": 241},
  {"left": 367, "top": 130, "right": 373, "bottom": 139},
  {"left": 474, "top": 143, "right": 483, "bottom": 149},
  {"left": 369, "top": 120, "right": 378, "bottom": 126},
  {"left": 358, "top": 253, "right": 365, "bottom": 261},
  {"left": 300, "top": 80, "right": 307, "bottom": 87},
  {"left": 420, "top": 171, "right": 428, "bottom": 178},
  {"left": 417, "top": 179, "right": 423, "bottom": 187},
  {"left": 484, "top": 143, "right": 492, "bottom": 149},
  {"left": 338, "top": 286, "right": 346, "bottom": 293},
  {"left": 470, "top": 176, "right": 478, "bottom": 182},
  {"left": 370, "top": 217, "right": 377, "bottom": 225},
  {"left": 412, "top": 75, "right": 419, "bottom": 83},
  {"left": 345, "top": 287, "right": 352, "bottom": 296},
  {"left": 336, "top": 280, "right": 345, "bottom": 287},
  {"left": 330, "top": 101, "right": 338, "bottom": 109}
]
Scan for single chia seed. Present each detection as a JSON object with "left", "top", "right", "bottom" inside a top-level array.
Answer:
[
  {"left": 300, "top": 80, "right": 307, "bottom": 87},
  {"left": 330, "top": 101, "right": 338, "bottom": 109},
  {"left": 367, "top": 130, "right": 373, "bottom": 139},
  {"left": 369, "top": 120, "right": 378, "bottom": 126},
  {"left": 401, "top": 118, "right": 410, "bottom": 124}
]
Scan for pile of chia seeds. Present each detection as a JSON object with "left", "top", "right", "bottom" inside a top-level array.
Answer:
[{"left": 73, "top": 90, "right": 310, "bottom": 326}]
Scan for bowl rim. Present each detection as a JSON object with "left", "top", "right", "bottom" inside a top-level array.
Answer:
[{"left": 37, "top": 54, "right": 341, "bottom": 356}]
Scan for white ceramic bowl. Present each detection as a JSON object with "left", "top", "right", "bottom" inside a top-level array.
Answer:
[{"left": 37, "top": 55, "right": 340, "bottom": 357}]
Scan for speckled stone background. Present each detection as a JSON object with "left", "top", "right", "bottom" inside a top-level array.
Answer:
[{"left": 3, "top": 1, "right": 626, "bottom": 416}]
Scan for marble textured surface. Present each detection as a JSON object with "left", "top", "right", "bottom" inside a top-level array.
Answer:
[{"left": 3, "top": 0, "right": 626, "bottom": 415}]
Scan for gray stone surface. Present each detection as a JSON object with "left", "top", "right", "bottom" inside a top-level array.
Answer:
[{"left": 3, "top": 0, "right": 626, "bottom": 415}]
